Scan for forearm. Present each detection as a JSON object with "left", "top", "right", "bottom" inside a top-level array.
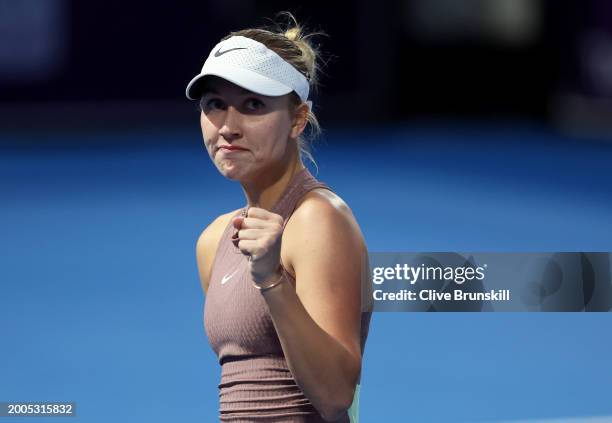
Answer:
[{"left": 260, "top": 277, "right": 359, "bottom": 421}]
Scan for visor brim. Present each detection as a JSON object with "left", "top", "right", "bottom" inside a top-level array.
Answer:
[{"left": 185, "top": 65, "right": 294, "bottom": 100}]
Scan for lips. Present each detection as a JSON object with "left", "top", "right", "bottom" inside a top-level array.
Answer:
[{"left": 218, "top": 145, "right": 248, "bottom": 152}]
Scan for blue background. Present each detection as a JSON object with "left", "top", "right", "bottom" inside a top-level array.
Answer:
[{"left": 2, "top": 123, "right": 611, "bottom": 422}]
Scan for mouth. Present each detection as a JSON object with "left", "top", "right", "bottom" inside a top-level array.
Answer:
[{"left": 217, "top": 145, "right": 248, "bottom": 152}]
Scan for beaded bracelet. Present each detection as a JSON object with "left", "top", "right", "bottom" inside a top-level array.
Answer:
[{"left": 252, "top": 268, "right": 286, "bottom": 292}]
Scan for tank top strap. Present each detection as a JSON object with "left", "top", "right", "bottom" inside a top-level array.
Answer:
[{"left": 271, "top": 167, "right": 332, "bottom": 226}]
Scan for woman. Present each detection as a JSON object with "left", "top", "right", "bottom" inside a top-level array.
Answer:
[{"left": 189, "top": 14, "right": 371, "bottom": 422}]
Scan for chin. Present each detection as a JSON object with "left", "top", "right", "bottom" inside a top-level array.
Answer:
[{"left": 217, "top": 163, "right": 249, "bottom": 181}]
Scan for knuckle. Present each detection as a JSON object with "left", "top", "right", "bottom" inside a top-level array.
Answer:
[
  {"left": 263, "top": 237, "right": 275, "bottom": 250},
  {"left": 270, "top": 222, "right": 282, "bottom": 234}
]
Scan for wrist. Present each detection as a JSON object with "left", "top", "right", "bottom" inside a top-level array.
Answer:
[{"left": 252, "top": 265, "right": 285, "bottom": 292}]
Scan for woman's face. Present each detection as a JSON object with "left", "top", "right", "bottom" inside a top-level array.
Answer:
[{"left": 199, "top": 76, "right": 301, "bottom": 181}]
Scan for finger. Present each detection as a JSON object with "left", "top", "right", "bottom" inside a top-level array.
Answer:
[
  {"left": 240, "top": 217, "right": 274, "bottom": 229},
  {"left": 234, "top": 228, "right": 261, "bottom": 240},
  {"left": 236, "top": 239, "right": 261, "bottom": 256},
  {"left": 244, "top": 207, "right": 274, "bottom": 219},
  {"left": 245, "top": 207, "right": 284, "bottom": 225},
  {"left": 232, "top": 216, "right": 244, "bottom": 229}
]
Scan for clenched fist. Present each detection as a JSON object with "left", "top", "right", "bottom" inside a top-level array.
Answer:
[{"left": 232, "top": 207, "right": 285, "bottom": 284}]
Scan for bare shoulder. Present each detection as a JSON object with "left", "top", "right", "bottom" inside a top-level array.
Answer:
[
  {"left": 282, "top": 188, "right": 366, "bottom": 277},
  {"left": 288, "top": 188, "right": 364, "bottom": 239},
  {"left": 195, "top": 208, "right": 241, "bottom": 295}
]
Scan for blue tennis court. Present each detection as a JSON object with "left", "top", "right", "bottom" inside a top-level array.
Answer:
[{"left": 1, "top": 123, "right": 611, "bottom": 422}]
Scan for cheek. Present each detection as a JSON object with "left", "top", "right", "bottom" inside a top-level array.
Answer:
[
  {"left": 200, "top": 114, "right": 216, "bottom": 153},
  {"left": 249, "top": 114, "right": 292, "bottom": 151}
]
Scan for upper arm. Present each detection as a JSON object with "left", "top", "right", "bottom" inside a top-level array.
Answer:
[
  {"left": 195, "top": 210, "right": 238, "bottom": 295},
  {"left": 283, "top": 192, "right": 366, "bottom": 381}
]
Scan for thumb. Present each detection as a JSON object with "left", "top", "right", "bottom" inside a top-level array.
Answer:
[{"left": 232, "top": 216, "right": 244, "bottom": 230}]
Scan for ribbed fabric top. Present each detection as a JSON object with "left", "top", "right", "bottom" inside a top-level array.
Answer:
[{"left": 204, "top": 167, "right": 370, "bottom": 422}]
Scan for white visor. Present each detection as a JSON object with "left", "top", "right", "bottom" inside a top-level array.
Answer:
[{"left": 185, "top": 35, "right": 310, "bottom": 104}]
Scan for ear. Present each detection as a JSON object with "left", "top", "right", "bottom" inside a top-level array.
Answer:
[{"left": 290, "top": 102, "right": 310, "bottom": 139}]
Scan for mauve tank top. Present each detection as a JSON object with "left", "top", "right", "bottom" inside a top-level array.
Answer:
[{"left": 204, "top": 167, "right": 370, "bottom": 422}]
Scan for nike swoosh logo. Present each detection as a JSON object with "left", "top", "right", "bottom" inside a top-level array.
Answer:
[
  {"left": 221, "top": 269, "right": 238, "bottom": 285},
  {"left": 214, "top": 47, "right": 247, "bottom": 57}
]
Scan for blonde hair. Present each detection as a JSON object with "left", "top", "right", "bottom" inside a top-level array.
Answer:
[{"left": 222, "top": 12, "right": 326, "bottom": 171}]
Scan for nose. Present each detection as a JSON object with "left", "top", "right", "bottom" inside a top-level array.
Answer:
[{"left": 218, "top": 106, "right": 243, "bottom": 141}]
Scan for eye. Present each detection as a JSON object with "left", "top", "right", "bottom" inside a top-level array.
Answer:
[
  {"left": 245, "top": 98, "right": 265, "bottom": 111},
  {"left": 200, "top": 97, "right": 225, "bottom": 111}
]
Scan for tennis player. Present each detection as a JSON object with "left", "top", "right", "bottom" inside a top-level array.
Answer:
[{"left": 189, "top": 14, "right": 371, "bottom": 422}]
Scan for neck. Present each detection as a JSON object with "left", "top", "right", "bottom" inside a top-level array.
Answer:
[{"left": 241, "top": 158, "right": 305, "bottom": 211}]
